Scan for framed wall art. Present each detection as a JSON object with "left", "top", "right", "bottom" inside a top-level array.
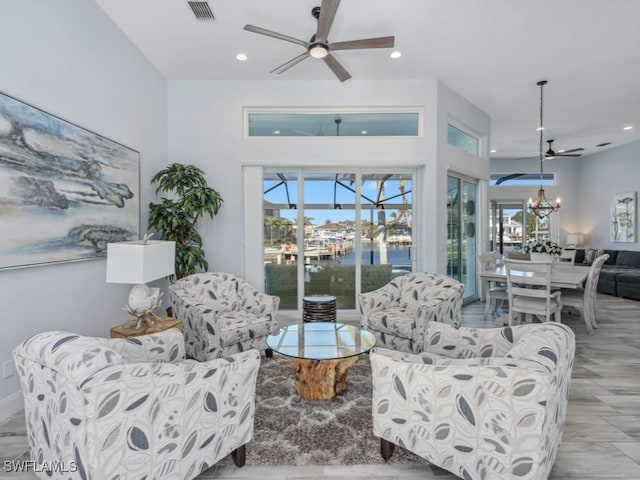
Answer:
[
  {"left": 610, "top": 191, "right": 636, "bottom": 243},
  {"left": 0, "top": 91, "right": 140, "bottom": 270}
]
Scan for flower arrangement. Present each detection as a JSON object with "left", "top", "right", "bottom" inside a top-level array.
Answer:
[{"left": 524, "top": 239, "right": 562, "bottom": 256}]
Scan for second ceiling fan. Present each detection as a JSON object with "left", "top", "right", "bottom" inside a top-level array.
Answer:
[
  {"left": 545, "top": 139, "right": 583, "bottom": 159},
  {"left": 243, "top": 0, "right": 395, "bottom": 82}
]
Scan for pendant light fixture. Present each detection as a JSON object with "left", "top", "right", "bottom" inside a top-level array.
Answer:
[{"left": 528, "top": 80, "right": 561, "bottom": 219}]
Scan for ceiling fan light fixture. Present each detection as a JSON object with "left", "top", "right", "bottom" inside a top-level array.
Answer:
[{"left": 309, "top": 43, "right": 329, "bottom": 58}]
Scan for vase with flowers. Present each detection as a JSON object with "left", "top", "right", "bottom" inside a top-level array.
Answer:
[{"left": 524, "top": 239, "right": 562, "bottom": 262}]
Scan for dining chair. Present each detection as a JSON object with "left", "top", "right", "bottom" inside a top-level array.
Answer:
[
  {"left": 478, "top": 251, "right": 508, "bottom": 318},
  {"left": 556, "top": 249, "right": 577, "bottom": 265},
  {"left": 505, "top": 259, "right": 563, "bottom": 325},
  {"left": 562, "top": 253, "right": 609, "bottom": 333}
]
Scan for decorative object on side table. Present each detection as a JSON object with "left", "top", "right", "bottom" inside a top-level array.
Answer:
[
  {"left": 148, "top": 163, "right": 223, "bottom": 279},
  {"left": 106, "top": 235, "right": 175, "bottom": 329},
  {"left": 524, "top": 239, "right": 562, "bottom": 262},
  {"left": 110, "top": 316, "right": 182, "bottom": 338},
  {"left": 566, "top": 233, "right": 580, "bottom": 249}
]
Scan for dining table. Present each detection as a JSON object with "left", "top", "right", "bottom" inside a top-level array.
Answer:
[
  {"left": 480, "top": 263, "right": 590, "bottom": 290},
  {"left": 480, "top": 262, "right": 591, "bottom": 325}
]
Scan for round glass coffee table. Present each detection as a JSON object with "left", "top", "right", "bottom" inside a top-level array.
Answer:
[{"left": 266, "top": 322, "right": 376, "bottom": 400}]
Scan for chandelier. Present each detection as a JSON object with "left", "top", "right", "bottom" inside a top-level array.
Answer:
[{"left": 528, "top": 80, "right": 561, "bottom": 219}]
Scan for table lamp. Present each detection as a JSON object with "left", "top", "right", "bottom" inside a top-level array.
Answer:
[
  {"left": 566, "top": 234, "right": 579, "bottom": 250},
  {"left": 106, "top": 237, "right": 175, "bottom": 328}
]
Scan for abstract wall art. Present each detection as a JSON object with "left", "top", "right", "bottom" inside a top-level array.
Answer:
[
  {"left": 611, "top": 191, "right": 636, "bottom": 243},
  {"left": 0, "top": 91, "right": 139, "bottom": 270}
]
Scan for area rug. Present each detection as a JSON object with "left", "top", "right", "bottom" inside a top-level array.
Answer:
[{"left": 233, "top": 354, "right": 431, "bottom": 466}]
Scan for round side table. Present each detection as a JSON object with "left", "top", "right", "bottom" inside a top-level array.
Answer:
[{"left": 303, "top": 295, "right": 337, "bottom": 322}]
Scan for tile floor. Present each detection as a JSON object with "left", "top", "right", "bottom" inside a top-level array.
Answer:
[{"left": 1, "top": 294, "right": 639, "bottom": 479}]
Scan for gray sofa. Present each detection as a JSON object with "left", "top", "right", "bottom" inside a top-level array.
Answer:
[{"left": 574, "top": 249, "right": 640, "bottom": 300}]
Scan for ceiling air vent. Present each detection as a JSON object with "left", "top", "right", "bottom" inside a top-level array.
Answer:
[{"left": 188, "top": 1, "right": 214, "bottom": 21}]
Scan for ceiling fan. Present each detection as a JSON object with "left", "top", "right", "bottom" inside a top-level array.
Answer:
[
  {"left": 243, "top": 0, "right": 395, "bottom": 82},
  {"left": 545, "top": 139, "right": 584, "bottom": 160}
]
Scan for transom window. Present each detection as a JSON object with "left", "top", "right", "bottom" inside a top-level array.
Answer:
[
  {"left": 246, "top": 109, "right": 421, "bottom": 137},
  {"left": 490, "top": 172, "right": 556, "bottom": 186},
  {"left": 447, "top": 123, "right": 479, "bottom": 155}
]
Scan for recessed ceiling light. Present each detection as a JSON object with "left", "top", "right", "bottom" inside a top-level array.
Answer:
[
  {"left": 623, "top": 125, "right": 633, "bottom": 130},
  {"left": 361, "top": 130, "right": 368, "bottom": 135},
  {"left": 390, "top": 51, "right": 402, "bottom": 59},
  {"left": 273, "top": 130, "right": 280, "bottom": 135},
  {"left": 490, "top": 149, "right": 497, "bottom": 153},
  {"left": 558, "top": 149, "right": 565, "bottom": 153},
  {"left": 236, "top": 53, "right": 248, "bottom": 61}
]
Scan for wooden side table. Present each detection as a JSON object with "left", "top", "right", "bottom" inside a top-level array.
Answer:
[{"left": 110, "top": 316, "right": 182, "bottom": 338}]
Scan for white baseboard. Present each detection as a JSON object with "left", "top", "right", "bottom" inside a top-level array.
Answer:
[{"left": 0, "top": 391, "right": 23, "bottom": 422}]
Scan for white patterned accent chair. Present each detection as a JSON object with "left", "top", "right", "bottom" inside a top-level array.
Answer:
[
  {"left": 358, "top": 272, "right": 464, "bottom": 353},
  {"left": 169, "top": 272, "right": 280, "bottom": 360},
  {"left": 371, "top": 321, "right": 575, "bottom": 480},
  {"left": 13, "top": 328, "right": 260, "bottom": 480}
]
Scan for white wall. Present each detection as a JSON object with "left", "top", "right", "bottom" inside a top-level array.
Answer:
[
  {"left": 490, "top": 140, "right": 640, "bottom": 250},
  {"left": 437, "top": 83, "right": 491, "bottom": 272},
  {"left": 0, "top": 0, "right": 168, "bottom": 409},
  {"left": 577, "top": 140, "right": 640, "bottom": 250},
  {"left": 167, "top": 79, "right": 490, "bottom": 278}
]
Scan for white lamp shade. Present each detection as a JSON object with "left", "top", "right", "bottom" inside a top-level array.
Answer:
[
  {"left": 566, "top": 234, "right": 579, "bottom": 246},
  {"left": 106, "top": 240, "right": 175, "bottom": 284}
]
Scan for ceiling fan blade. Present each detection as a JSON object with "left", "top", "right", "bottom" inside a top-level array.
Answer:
[
  {"left": 292, "top": 129, "right": 316, "bottom": 136},
  {"left": 270, "top": 52, "right": 310, "bottom": 75},
  {"left": 495, "top": 173, "right": 526, "bottom": 185},
  {"left": 244, "top": 24, "right": 309, "bottom": 48},
  {"left": 316, "top": 0, "right": 340, "bottom": 43},
  {"left": 557, "top": 153, "right": 583, "bottom": 157},
  {"left": 323, "top": 54, "right": 351, "bottom": 82},
  {"left": 559, "top": 148, "right": 584, "bottom": 154},
  {"left": 331, "top": 36, "right": 395, "bottom": 51}
]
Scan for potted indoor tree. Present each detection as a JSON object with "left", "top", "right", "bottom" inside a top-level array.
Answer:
[{"left": 148, "top": 163, "right": 223, "bottom": 279}]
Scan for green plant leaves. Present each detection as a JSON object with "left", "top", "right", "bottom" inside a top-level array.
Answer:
[{"left": 148, "top": 163, "right": 222, "bottom": 279}]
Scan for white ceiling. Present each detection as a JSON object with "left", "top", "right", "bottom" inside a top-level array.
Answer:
[{"left": 95, "top": 0, "right": 640, "bottom": 159}]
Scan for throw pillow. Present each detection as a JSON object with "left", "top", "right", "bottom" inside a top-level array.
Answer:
[{"left": 583, "top": 248, "right": 603, "bottom": 265}]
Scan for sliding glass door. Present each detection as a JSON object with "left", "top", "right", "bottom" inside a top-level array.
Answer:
[
  {"left": 263, "top": 170, "right": 414, "bottom": 310},
  {"left": 447, "top": 175, "right": 478, "bottom": 300}
]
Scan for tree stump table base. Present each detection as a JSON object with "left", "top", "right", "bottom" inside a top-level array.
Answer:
[{"left": 290, "top": 356, "right": 358, "bottom": 400}]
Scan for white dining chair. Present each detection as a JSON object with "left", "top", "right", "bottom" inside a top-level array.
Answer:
[
  {"left": 556, "top": 249, "right": 577, "bottom": 265},
  {"left": 562, "top": 253, "right": 609, "bottom": 333},
  {"left": 505, "top": 259, "right": 563, "bottom": 325},
  {"left": 479, "top": 252, "right": 508, "bottom": 319}
]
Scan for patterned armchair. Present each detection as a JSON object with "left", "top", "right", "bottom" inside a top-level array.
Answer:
[
  {"left": 371, "top": 321, "right": 575, "bottom": 480},
  {"left": 13, "top": 329, "right": 260, "bottom": 480},
  {"left": 358, "top": 272, "right": 464, "bottom": 353},
  {"left": 169, "top": 272, "right": 280, "bottom": 360}
]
